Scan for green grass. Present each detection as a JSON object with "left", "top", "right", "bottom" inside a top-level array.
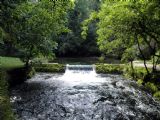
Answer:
[
  {"left": 34, "top": 63, "right": 65, "bottom": 73},
  {"left": 0, "top": 56, "right": 24, "bottom": 69},
  {"left": 96, "top": 63, "right": 124, "bottom": 74},
  {"left": 145, "top": 82, "right": 158, "bottom": 93},
  {"left": 154, "top": 91, "right": 160, "bottom": 100}
]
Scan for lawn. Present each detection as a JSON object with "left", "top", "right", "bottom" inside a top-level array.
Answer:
[{"left": 0, "top": 56, "right": 24, "bottom": 70}]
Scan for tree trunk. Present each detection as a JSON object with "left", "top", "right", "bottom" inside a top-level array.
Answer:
[
  {"left": 25, "top": 45, "right": 34, "bottom": 68},
  {"left": 130, "top": 60, "right": 135, "bottom": 79},
  {"left": 135, "top": 34, "right": 150, "bottom": 74},
  {"left": 152, "top": 55, "right": 156, "bottom": 72},
  {"left": 25, "top": 58, "right": 30, "bottom": 68},
  {"left": 155, "top": 52, "right": 160, "bottom": 71}
]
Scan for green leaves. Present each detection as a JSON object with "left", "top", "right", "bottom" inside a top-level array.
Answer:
[
  {"left": 93, "top": 0, "right": 160, "bottom": 62},
  {"left": 9, "top": 0, "right": 72, "bottom": 63}
]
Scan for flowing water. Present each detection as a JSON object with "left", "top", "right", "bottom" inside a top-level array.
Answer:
[{"left": 11, "top": 65, "right": 160, "bottom": 120}]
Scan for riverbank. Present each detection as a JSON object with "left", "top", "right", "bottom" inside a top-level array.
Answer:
[
  {"left": 0, "top": 56, "right": 35, "bottom": 120},
  {"left": 0, "top": 56, "right": 24, "bottom": 120},
  {"left": 0, "top": 70, "right": 15, "bottom": 120},
  {"left": 34, "top": 63, "right": 65, "bottom": 73}
]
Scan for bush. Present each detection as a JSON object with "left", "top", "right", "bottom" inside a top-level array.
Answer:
[
  {"left": 123, "top": 65, "right": 149, "bottom": 80},
  {"left": 145, "top": 82, "right": 158, "bottom": 93},
  {"left": 31, "top": 58, "right": 48, "bottom": 65},
  {"left": 96, "top": 64, "right": 123, "bottom": 74},
  {"left": 26, "top": 66, "right": 36, "bottom": 79},
  {"left": 34, "top": 63, "right": 65, "bottom": 73},
  {"left": 154, "top": 91, "right": 160, "bottom": 100},
  {"left": 98, "top": 56, "right": 105, "bottom": 63},
  {"left": 135, "top": 68, "right": 150, "bottom": 80}
]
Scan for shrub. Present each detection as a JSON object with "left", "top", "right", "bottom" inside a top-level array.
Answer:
[
  {"left": 145, "top": 82, "right": 158, "bottom": 93},
  {"left": 26, "top": 66, "right": 36, "bottom": 79},
  {"left": 31, "top": 58, "right": 48, "bottom": 65},
  {"left": 96, "top": 64, "right": 123, "bottom": 74},
  {"left": 98, "top": 56, "right": 105, "bottom": 63},
  {"left": 137, "top": 79, "right": 143, "bottom": 85},
  {"left": 154, "top": 91, "right": 160, "bottom": 100},
  {"left": 123, "top": 64, "right": 149, "bottom": 80},
  {"left": 34, "top": 63, "right": 65, "bottom": 73}
]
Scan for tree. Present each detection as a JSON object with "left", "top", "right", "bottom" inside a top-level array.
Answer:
[
  {"left": 0, "top": 0, "right": 26, "bottom": 56},
  {"left": 12, "top": 0, "right": 72, "bottom": 67},
  {"left": 56, "top": 0, "right": 101, "bottom": 57},
  {"left": 97, "top": 0, "right": 160, "bottom": 73}
]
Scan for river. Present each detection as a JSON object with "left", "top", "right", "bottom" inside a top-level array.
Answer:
[{"left": 10, "top": 65, "right": 160, "bottom": 120}]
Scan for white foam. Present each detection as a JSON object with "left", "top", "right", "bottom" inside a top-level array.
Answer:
[{"left": 60, "top": 64, "right": 105, "bottom": 85}]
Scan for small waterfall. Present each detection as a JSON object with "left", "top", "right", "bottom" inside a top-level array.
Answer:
[
  {"left": 65, "top": 64, "right": 96, "bottom": 73},
  {"left": 61, "top": 64, "right": 97, "bottom": 82}
]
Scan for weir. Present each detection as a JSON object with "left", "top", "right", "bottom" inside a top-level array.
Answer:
[
  {"left": 62, "top": 64, "right": 97, "bottom": 82},
  {"left": 66, "top": 64, "right": 96, "bottom": 72}
]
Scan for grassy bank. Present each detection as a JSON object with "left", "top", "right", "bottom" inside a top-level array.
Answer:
[
  {"left": 96, "top": 64, "right": 124, "bottom": 74},
  {"left": 0, "top": 70, "right": 14, "bottom": 120},
  {"left": 34, "top": 63, "right": 65, "bottom": 73},
  {"left": 0, "top": 56, "right": 23, "bottom": 120},
  {"left": 0, "top": 56, "right": 34, "bottom": 86},
  {"left": 0, "top": 56, "right": 24, "bottom": 70},
  {"left": 0, "top": 56, "right": 34, "bottom": 120}
]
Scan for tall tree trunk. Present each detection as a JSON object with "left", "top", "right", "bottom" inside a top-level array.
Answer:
[
  {"left": 155, "top": 51, "right": 160, "bottom": 71},
  {"left": 152, "top": 55, "right": 156, "bottom": 72},
  {"left": 25, "top": 59, "right": 29, "bottom": 68},
  {"left": 151, "top": 41, "right": 156, "bottom": 72},
  {"left": 130, "top": 60, "right": 135, "bottom": 79},
  {"left": 135, "top": 34, "right": 150, "bottom": 74}
]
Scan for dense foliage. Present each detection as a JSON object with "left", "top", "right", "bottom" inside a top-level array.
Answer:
[
  {"left": 0, "top": 0, "right": 72, "bottom": 66},
  {"left": 83, "top": 0, "right": 160, "bottom": 73},
  {"left": 56, "top": 0, "right": 101, "bottom": 57}
]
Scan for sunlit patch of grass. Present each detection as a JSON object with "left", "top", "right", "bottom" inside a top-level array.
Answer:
[
  {"left": 137, "top": 79, "right": 143, "bottom": 85},
  {"left": 154, "top": 91, "right": 160, "bottom": 100},
  {"left": 145, "top": 82, "right": 158, "bottom": 93},
  {"left": 0, "top": 56, "right": 24, "bottom": 69}
]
